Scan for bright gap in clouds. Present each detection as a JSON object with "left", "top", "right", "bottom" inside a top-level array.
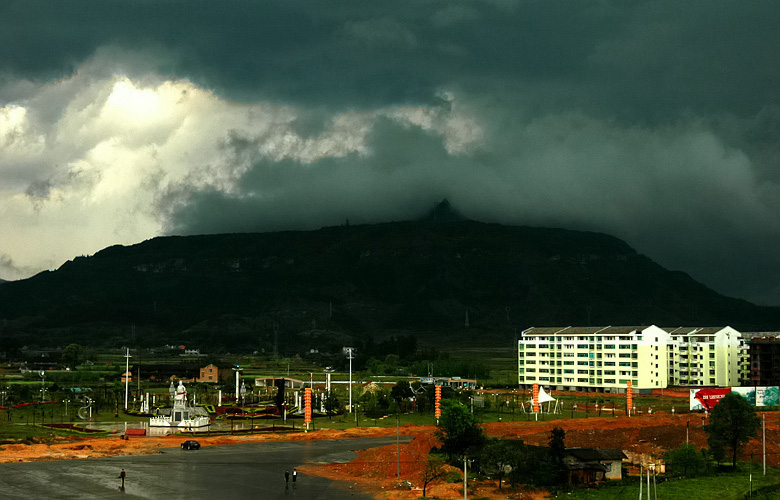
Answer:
[
  {"left": 105, "top": 78, "right": 161, "bottom": 118},
  {"left": 0, "top": 69, "right": 479, "bottom": 282}
]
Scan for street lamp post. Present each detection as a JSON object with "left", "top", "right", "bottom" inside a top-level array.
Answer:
[
  {"left": 39, "top": 371, "right": 46, "bottom": 402},
  {"left": 124, "top": 348, "right": 131, "bottom": 410},
  {"left": 344, "top": 347, "right": 355, "bottom": 413},
  {"left": 232, "top": 366, "right": 243, "bottom": 403}
]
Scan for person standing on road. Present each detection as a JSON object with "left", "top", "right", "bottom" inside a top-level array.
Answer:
[
  {"left": 285, "top": 469, "right": 290, "bottom": 487},
  {"left": 119, "top": 469, "right": 126, "bottom": 489},
  {"left": 292, "top": 468, "right": 297, "bottom": 485}
]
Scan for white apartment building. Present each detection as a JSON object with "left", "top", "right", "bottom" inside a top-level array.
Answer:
[
  {"left": 664, "top": 326, "right": 748, "bottom": 387},
  {"left": 518, "top": 325, "right": 748, "bottom": 393}
]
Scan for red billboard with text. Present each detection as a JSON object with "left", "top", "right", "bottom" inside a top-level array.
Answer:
[{"left": 689, "top": 388, "right": 731, "bottom": 411}]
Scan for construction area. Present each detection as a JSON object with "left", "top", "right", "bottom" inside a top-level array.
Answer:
[{"left": 3, "top": 404, "right": 780, "bottom": 499}]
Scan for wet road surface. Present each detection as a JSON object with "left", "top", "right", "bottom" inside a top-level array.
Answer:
[{"left": 0, "top": 436, "right": 412, "bottom": 499}]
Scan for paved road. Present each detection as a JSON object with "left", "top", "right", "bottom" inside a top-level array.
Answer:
[{"left": 0, "top": 436, "right": 413, "bottom": 499}]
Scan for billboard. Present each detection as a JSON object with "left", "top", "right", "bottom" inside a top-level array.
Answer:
[
  {"left": 690, "top": 388, "right": 731, "bottom": 411},
  {"left": 731, "top": 387, "right": 756, "bottom": 405},
  {"left": 756, "top": 387, "right": 780, "bottom": 406},
  {"left": 690, "top": 386, "right": 780, "bottom": 410}
]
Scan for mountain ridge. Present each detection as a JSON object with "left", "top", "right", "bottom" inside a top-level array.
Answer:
[{"left": 0, "top": 218, "right": 777, "bottom": 351}]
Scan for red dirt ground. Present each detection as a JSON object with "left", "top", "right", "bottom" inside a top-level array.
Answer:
[{"left": 3, "top": 412, "right": 779, "bottom": 499}]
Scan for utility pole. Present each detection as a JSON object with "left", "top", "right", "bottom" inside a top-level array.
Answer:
[
  {"left": 137, "top": 364, "right": 141, "bottom": 402},
  {"left": 639, "top": 464, "right": 643, "bottom": 500},
  {"left": 463, "top": 455, "right": 469, "bottom": 500},
  {"left": 750, "top": 452, "right": 753, "bottom": 498},
  {"left": 124, "top": 348, "right": 131, "bottom": 410},
  {"left": 763, "top": 413, "right": 766, "bottom": 476},
  {"left": 396, "top": 409, "right": 400, "bottom": 480},
  {"left": 653, "top": 465, "right": 658, "bottom": 500},
  {"left": 646, "top": 464, "right": 650, "bottom": 500}
]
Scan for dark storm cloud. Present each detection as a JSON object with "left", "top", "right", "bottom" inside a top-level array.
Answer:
[
  {"left": 3, "top": 1, "right": 780, "bottom": 305},
  {"left": 163, "top": 118, "right": 456, "bottom": 233},
  {"left": 162, "top": 109, "right": 780, "bottom": 304},
  {"left": 3, "top": 1, "right": 778, "bottom": 116}
]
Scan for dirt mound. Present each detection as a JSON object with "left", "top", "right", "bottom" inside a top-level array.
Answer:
[{"left": 304, "top": 413, "right": 780, "bottom": 499}]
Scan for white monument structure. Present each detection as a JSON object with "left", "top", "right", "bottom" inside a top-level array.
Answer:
[{"left": 149, "top": 380, "right": 210, "bottom": 429}]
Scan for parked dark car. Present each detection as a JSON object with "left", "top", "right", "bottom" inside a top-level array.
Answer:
[{"left": 181, "top": 440, "right": 201, "bottom": 450}]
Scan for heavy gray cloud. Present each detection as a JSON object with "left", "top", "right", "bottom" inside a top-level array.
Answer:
[{"left": 1, "top": 1, "right": 780, "bottom": 305}]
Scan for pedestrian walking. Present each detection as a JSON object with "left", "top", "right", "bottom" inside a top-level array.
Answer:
[
  {"left": 119, "top": 469, "right": 126, "bottom": 489},
  {"left": 285, "top": 469, "right": 290, "bottom": 485},
  {"left": 292, "top": 468, "right": 297, "bottom": 484}
]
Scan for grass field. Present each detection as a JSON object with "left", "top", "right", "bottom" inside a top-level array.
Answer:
[{"left": 566, "top": 466, "right": 780, "bottom": 500}]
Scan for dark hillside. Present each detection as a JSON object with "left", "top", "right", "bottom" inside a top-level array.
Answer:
[{"left": 1, "top": 219, "right": 778, "bottom": 350}]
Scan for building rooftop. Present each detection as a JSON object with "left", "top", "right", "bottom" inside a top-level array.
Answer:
[
  {"left": 565, "top": 448, "right": 627, "bottom": 462},
  {"left": 663, "top": 327, "right": 733, "bottom": 335},
  {"left": 522, "top": 326, "right": 651, "bottom": 336},
  {"left": 743, "top": 332, "right": 780, "bottom": 341}
]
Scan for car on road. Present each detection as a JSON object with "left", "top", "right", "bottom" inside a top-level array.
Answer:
[{"left": 181, "top": 440, "right": 201, "bottom": 450}]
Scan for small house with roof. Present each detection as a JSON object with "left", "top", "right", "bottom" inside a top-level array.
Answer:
[{"left": 564, "top": 448, "right": 627, "bottom": 483}]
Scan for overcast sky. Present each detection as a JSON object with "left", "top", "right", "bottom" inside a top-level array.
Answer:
[{"left": 1, "top": 1, "right": 780, "bottom": 305}]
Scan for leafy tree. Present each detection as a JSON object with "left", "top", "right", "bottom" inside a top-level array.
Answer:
[
  {"left": 421, "top": 456, "right": 447, "bottom": 497},
  {"left": 323, "top": 390, "right": 341, "bottom": 420},
  {"left": 480, "top": 438, "right": 517, "bottom": 490},
  {"left": 362, "top": 392, "right": 383, "bottom": 421},
  {"left": 700, "top": 447, "right": 719, "bottom": 474},
  {"left": 391, "top": 380, "right": 413, "bottom": 406},
  {"left": 704, "top": 392, "right": 760, "bottom": 468},
  {"left": 664, "top": 444, "right": 707, "bottom": 478},
  {"left": 507, "top": 442, "right": 548, "bottom": 487},
  {"left": 61, "top": 343, "right": 84, "bottom": 369},
  {"left": 544, "top": 427, "right": 568, "bottom": 486},
  {"left": 415, "top": 389, "right": 428, "bottom": 414},
  {"left": 435, "top": 399, "right": 486, "bottom": 461}
]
